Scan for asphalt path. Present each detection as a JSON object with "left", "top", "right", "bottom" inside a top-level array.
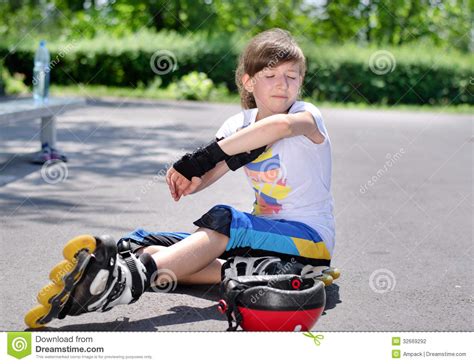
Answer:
[{"left": 0, "top": 98, "right": 471, "bottom": 331}]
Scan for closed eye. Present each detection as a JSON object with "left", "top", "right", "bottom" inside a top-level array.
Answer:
[{"left": 265, "top": 75, "right": 275, "bottom": 78}]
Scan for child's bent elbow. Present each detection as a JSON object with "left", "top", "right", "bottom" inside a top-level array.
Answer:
[{"left": 278, "top": 116, "right": 293, "bottom": 139}]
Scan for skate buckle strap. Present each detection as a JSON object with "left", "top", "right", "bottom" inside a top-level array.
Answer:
[
  {"left": 120, "top": 250, "right": 144, "bottom": 303},
  {"left": 55, "top": 251, "right": 92, "bottom": 321},
  {"left": 101, "top": 267, "right": 126, "bottom": 312}
]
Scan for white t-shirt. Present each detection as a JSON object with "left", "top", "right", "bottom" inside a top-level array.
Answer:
[{"left": 215, "top": 101, "right": 336, "bottom": 256}]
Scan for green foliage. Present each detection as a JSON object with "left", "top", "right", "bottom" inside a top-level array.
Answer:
[
  {"left": 171, "top": 72, "right": 214, "bottom": 100},
  {"left": 1, "top": 30, "right": 472, "bottom": 105},
  {"left": 4, "top": 72, "right": 29, "bottom": 95},
  {"left": 0, "top": 30, "right": 240, "bottom": 92},
  {"left": 1, "top": 0, "right": 472, "bottom": 52},
  {"left": 0, "top": 62, "right": 4, "bottom": 96},
  {"left": 0, "top": 0, "right": 471, "bottom": 105},
  {"left": 0, "top": 0, "right": 218, "bottom": 41},
  {"left": 0, "top": 61, "right": 29, "bottom": 96},
  {"left": 301, "top": 44, "right": 473, "bottom": 105}
]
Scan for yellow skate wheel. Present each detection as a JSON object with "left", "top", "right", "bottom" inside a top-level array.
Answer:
[
  {"left": 49, "top": 260, "right": 76, "bottom": 285},
  {"left": 320, "top": 273, "right": 334, "bottom": 286},
  {"left": 37, "top": 283, "right": 64, "bottom": 307},
  {"left": 324, "top": 267, "right": 341, "bottom": 280},
  {"left": 24, "top": 305, "right": 49, "bottom": 329},
  {"left": 63, "top": 235, "right": 96, "bottom": 262}
]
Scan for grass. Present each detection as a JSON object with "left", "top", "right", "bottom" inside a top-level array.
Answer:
[
  {"left": 50, "top": 83, "right": 240, "bottom": 102},
  {"left": 50, "top": 84, "right": 473, "bottom": 114}
]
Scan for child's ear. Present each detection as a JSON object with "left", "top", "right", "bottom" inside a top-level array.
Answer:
[{"left": 242, "top": 74, "right": 254, "bottom": 92}]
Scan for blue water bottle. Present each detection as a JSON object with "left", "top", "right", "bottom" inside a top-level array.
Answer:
[{"left": 33, "top": 40, "right": 50, "bottom": 104}]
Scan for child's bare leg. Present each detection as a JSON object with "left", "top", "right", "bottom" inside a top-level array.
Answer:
[
  {"left": 137, "top": 246, "right": 224, "bottom": 285},
  {"left": 146, "top": 228, "right": 229, "bottom": 285},
  {"left": 179, "top": 258, "right": 225, "bottom": 285}
]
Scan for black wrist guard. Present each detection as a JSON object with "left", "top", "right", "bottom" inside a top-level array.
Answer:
[
  {"left": 225, "top": 145, "right": 267, "bottom": 171},
  {"left": 173, "top": 141, "right": 228, "bottom": 180},
  {"left": 215, "top": 137, "right": 267, "bottom": 171}
]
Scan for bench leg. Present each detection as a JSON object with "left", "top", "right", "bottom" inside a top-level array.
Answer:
[
  {"left": 32, "top": 116, "right": 68, "bottom": 164},
  {"left": 40, "top": 116, "right": 57, "bottom": 148}
]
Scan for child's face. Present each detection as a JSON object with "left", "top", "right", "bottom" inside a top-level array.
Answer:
[{"left": 243, "top": 61, "right": 302, "bottom": 117}]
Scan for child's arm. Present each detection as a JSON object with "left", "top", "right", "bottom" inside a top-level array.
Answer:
[
  {"left": 168, "top": 111, "right": 322, "bottom": 199},
  {"left": 166, "top": 160, "right": 229, "bottom": 201},
  {"left": 217, "top": 112, "right": 324, "bottom": 155},
  {"left": 186, "top": 160, "right": 230, "bottom": 194},
  {"left": 285, "top": 111, "right": 326, "bottom": 144},
  {"left": 216, "top": 114, "right": 288, "bottom": 155}
]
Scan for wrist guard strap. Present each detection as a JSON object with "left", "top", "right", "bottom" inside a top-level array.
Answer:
[
  {"left": 217, "top": 136, "right": 267, "bottom": 171},
  {"left": 225, "top": 145, "right": 267, "bottom": 171}
]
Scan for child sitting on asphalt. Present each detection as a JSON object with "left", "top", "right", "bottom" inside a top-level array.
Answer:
[{"left": 25, "top": 28, "right": 336, "bottom": 329}]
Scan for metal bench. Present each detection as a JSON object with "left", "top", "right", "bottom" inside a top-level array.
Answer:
[{"left": 0, "top": 97, "right": 85, "bottom": 163}]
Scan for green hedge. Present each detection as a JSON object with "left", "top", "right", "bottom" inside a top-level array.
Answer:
[
  {"left": 0, "top": 61, "right": 5, "bottom": 96},
  {"left": 301, "top": 44, "right": 473, "bottom": 105},
  {"left": 1, "top": 31, "right": 472, "bottom": 105}
]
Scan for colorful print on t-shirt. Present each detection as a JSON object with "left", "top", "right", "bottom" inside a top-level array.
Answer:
[{"left": 244, "top": 147, "right": 291, "bottom": 215}]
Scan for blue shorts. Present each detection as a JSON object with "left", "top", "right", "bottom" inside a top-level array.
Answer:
[{"left": 121, "top": 204, "right": 331, "bottom": 266}]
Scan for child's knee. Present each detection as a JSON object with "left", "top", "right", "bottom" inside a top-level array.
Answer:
[
  {"left": 196, "top": 227, "right": 229, "bottom": 246},
  {"left": 137, "top": 245, "right": 165, "bottom": 255}
]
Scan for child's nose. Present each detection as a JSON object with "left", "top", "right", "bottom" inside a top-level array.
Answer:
[{"left": 276, "top": 75, "right": 289, "bottom": 89}]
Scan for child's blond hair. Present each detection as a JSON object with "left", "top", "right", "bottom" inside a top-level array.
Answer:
[{"left": 235, "top": 28, "right": 306, "bottom": 109}]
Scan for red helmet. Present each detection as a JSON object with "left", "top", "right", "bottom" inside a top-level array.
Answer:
[{"left": 218, "top": 257, "right": 326, "bottom": 331}]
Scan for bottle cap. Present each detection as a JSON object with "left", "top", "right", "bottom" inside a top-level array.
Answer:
[{"left": 39, "top": 40, "right": 46, "bottom": 47}]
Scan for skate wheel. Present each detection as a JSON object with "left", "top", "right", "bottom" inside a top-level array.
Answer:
[
  {"left": 63, "top": 235, "right": 96, "bottom": 262},
  {"left": 320, "top": 273, "right": 334, "bottom": 286},
  {"left": 37, "top": 283, "right": 64, "bottom": 307},
  {"left": 324, "top": 267, "right": 341, "bottom": 280},
  {"left": 49, "top": 260, "right": 76, "bottom": 285},
  {"left": 24, "top": 305, "right": 49, "bottom": 329}
]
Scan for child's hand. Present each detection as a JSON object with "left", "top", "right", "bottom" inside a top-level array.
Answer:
[
  {"left": 166, "top": 167, "right": 202, "bottom": 201},
  {"left": 166, "top": 167, "right": 186, "bottom": 201},
  {"left": 181, "top": 176, "right": 203, "bottom": 196}
]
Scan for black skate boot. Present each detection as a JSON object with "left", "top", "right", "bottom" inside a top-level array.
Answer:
[{"left": 24, "top": 235, "right": 157, "bottom": 328}]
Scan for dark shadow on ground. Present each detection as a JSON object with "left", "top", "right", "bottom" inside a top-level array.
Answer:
[
  {"left": 25, "top": 283, "right": 341, "bottom": 332},
  {"left": 26, "top": 305, "right": 226, "bottom": 332},
  {"left": 0, "top": 152, "right": 42, "bottom": 187},
  {"left": 26, "top": 285, "right": 225, "bottom": 332},
  {"left": 1, "top": 118, "right": 213, "bottom": 181}
]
